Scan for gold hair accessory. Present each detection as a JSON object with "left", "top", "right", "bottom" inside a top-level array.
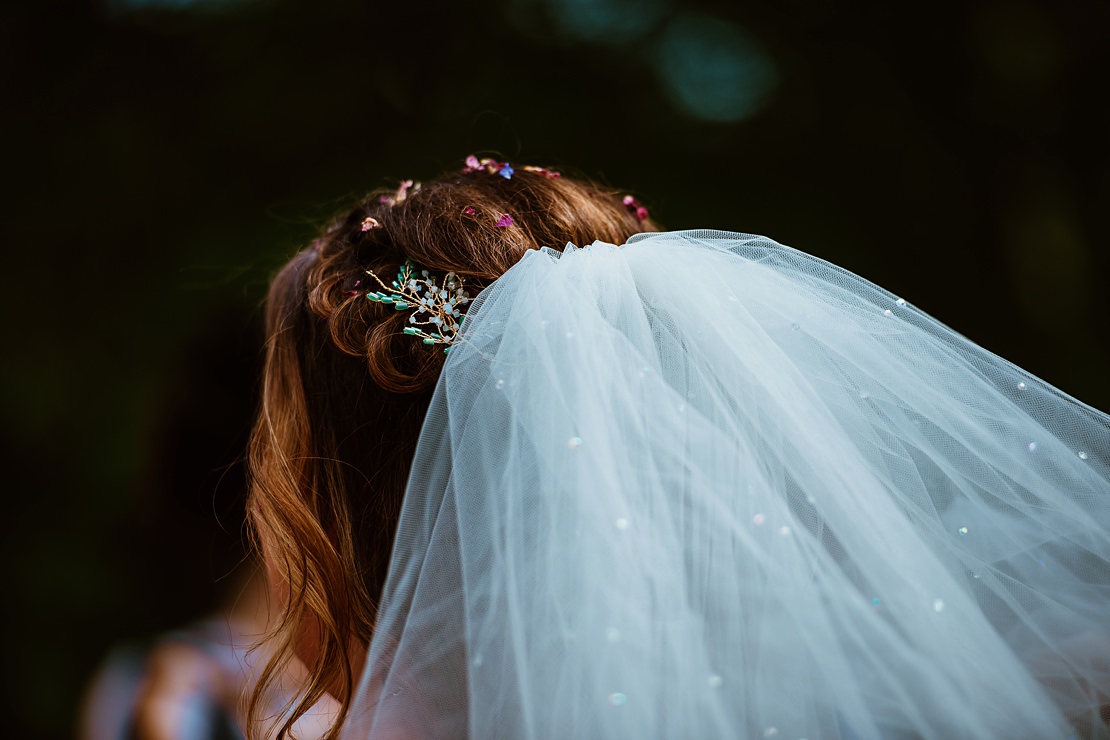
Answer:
[{"left": 363, "top": 260, "right": 470, "bottom": 351}]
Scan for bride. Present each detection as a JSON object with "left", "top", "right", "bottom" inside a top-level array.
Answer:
[{"left": 246, "top": 158, "right": 1110, "bottom": 739}]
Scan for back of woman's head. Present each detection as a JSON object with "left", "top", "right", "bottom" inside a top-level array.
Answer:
[{"left": 246, "top": 160, "right": 658, "bottom": 738}]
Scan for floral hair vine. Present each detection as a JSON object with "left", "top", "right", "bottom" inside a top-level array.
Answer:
[
  {"left": 457, "top": 155, "right": 559, "bottom": 230},
  {"left": 462, "top": 155, "right": 561, "bottom": 181},
  {"left": 361, "top": 259, "right": 471, "bottom": 352}
]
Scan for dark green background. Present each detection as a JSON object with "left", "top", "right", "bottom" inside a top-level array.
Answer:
[{"left": 3, "top": 0, "right": 1108, "bottom": 736}]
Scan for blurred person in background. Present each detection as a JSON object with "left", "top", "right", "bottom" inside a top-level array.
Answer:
[{"left": 79, "top": 573, "right": 338, "bottom": 740}]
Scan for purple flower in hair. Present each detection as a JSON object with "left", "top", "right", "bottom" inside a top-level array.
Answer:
[{"left": 495, "top": 214, "right": 514, "bottom": 228}]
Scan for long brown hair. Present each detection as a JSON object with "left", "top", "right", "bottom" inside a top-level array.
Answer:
[{"left": 246, "top": 162, "right": 659, "bottom": 737}]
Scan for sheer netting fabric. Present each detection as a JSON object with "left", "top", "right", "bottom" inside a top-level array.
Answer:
[{"left": 342, "top": 231, "right": 1110, "bottom": 739}]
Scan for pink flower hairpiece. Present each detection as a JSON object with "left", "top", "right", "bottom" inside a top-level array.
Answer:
[
  {"left": 459, "top": 205, "right": 515, "bottom": 227},
  {"left": 378, "top": 179, "right": 420, "bottom": 208},
  {"left": 622, "top": 195, "right": 650, "bottom": 222}
]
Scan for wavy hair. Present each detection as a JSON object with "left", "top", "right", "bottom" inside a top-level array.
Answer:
[{"left": 246, "top": 162, "right": 660, "bottom": 737}]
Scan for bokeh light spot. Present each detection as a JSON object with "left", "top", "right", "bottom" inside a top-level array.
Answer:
[
  {"left": 654, "top": 13, "right": 778, "bottom": 123},
  {"left": 514, "top": 0, "right": 669, "bottom": 44}
]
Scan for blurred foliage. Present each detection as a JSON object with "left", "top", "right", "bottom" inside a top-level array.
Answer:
[{"left": 1, "top": 0, "right": 1108, "bottom": 736}]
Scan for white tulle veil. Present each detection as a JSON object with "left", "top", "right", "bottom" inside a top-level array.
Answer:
[{"left": 341, "top": 231, "right": 1110, "bottom": 739}]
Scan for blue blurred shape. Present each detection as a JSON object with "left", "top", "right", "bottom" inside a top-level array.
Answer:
[
  {"left": 523, "top": 0, "right": 669, "bottom": 44},
  {"left": 655, "top": 13, "right": 778, "bottom": 123}
]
